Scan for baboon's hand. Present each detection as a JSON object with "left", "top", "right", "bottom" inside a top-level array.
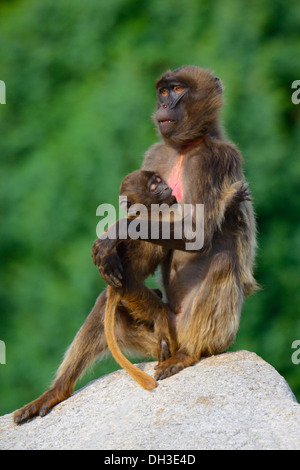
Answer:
[
  {"left": 234, "top": 182, "right": 251, "bottom": 203},
  {"left": 92, "top": 238, "right": 123, "bottom": 287}
]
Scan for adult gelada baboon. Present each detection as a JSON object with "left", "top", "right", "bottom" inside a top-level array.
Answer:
[
  {"left": 101, "top": 170, "right": 250, "bottom": 391},
  {"left": 14, "top": 66, "right": 257, "bottom": 424}
]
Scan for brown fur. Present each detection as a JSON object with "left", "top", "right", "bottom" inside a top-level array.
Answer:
[
  {"left": 104, "top": 171, "right": 177, "bottom": 390},
  {"left": 13, "top": 66, "right": 257, "bottom": 424}
]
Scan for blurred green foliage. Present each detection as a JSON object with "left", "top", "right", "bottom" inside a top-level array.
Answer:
[{"left": 0, "top": 0, "right": 300, "bottom": 415}]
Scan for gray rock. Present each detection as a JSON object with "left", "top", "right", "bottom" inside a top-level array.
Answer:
[{"left": 1, "top": 350, "right": 300, "bottom": 450}]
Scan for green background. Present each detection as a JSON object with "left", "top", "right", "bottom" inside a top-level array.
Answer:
[{"left": 0, "top": 0, "right": 300, "bottom": 415}]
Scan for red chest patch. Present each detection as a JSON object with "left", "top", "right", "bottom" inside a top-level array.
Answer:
[
  {"left": 167, "top": 155, "right": 184, "bottom": 202},
  {"left": 167, "top": 137, "right": 205, "bottom": 202}
]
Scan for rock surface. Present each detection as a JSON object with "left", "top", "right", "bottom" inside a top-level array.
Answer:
[{"left": 1, "top": 350, "right": 300, "bottom": 450}]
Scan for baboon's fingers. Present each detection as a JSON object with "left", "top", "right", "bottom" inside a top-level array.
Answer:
[{"left": 99, "top": 253, "right": 123, "bottom": 287}]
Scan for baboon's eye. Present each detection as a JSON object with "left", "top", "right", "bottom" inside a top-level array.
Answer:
[
  {"left": 161, "top": 89, "right": 168, "bottom": 96},
  {"left": 156, "top": 176, "right": 162, "bottom": 183},
  {"left": 150, "top": 183, "right": 157, "bottom": 192},
  {"left": 174, "top": 86, "right": 185, "bottom": 94}
]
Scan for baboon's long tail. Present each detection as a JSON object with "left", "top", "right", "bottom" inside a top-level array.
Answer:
[{"left": 104, "top": 288, "right": 158, "bottom": 390}]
